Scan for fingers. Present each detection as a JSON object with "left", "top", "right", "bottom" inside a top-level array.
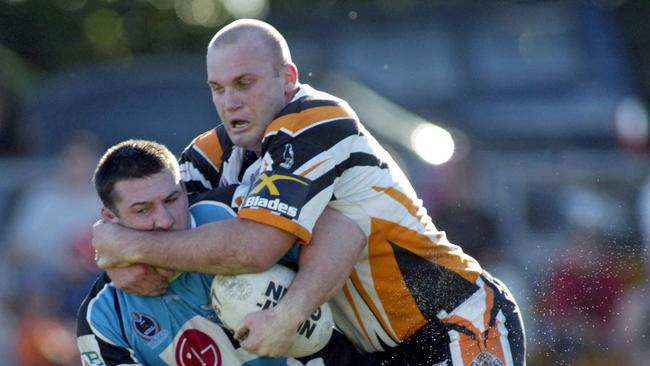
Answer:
[
  {"left": 236, "top": 312, "right": 291, "bottom": 358},
  {"left": 106, "top": 264, "right": 169, "bottom": 296},
  {"left": 235, "top": 325, "right": 249, "bottom": 342}
]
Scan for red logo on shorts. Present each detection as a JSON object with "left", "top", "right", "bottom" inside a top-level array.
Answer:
[{"left": 175, "top": 329, "right": 222, "bottom": 366}]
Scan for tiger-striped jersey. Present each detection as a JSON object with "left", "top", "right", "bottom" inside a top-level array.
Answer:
[{"left": 179, "top": 84, "right": 484, "bottom": 353}]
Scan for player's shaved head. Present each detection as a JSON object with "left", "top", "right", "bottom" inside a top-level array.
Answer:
[{"left": 207, "top": 19, "right": 292, "bottom": 73}]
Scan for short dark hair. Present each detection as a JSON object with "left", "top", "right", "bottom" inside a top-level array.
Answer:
[{"left": 93, "top": 139, "right": 178, "bottom": 213}]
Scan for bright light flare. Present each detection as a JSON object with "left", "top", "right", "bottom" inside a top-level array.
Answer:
[{"left": 410, "top": 123, "right": 455, "bottom": 165}]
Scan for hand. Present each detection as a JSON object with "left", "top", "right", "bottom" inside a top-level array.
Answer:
[
  {"left": 92, "top": 220, "right": 136, "bottom": 268},
  {"left": 235, "top": 307, "right": 302, "bottom": 357},
  {"left": 106, "top": 264, "right": 171, "bottom": 296}
]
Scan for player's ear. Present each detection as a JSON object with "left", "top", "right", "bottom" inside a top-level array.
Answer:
[
  {"left": 101, "top": 206, "right": 119, "bottom": 223},
  {"left": 283, "top": 63, "right": 298, "bottom": 94}
]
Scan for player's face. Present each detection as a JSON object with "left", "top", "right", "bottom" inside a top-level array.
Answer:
[
  {"left": 207, "top": 36, "right": 294, "bottom": 153},
  {"left": 106, "top": 169, "right": 190, "bottom": 231}
]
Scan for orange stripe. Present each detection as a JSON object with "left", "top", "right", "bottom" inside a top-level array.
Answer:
[
  {"left": 441, "top": 314, "right": 483, "bottom": 364},
  {"left": 460, "top": 333, "right": 480, "bottom": 364},
  {"left": 367, "top": 219, "right": 426, "bottom": 341},
  {"left": 484, "top": 326, "right": 506, "bottom": 364},
  {"left": 342, "top": 283, "right": 373, "bottom": 345},
  {"left": 349, "top": 268, "right": 400, "bottom": 342},
  {"left": 441, "top": 285, "right": 507, "bottom": 364},
  {"left": 266, "top": 105, "right": 354, "bottom": 136},
  {"left": 238, "top": 207, "right": 311, "bottom": 244},
  {"left": 372, "top": 186, "right": 420, "bottom": 218},
  {"left": 374, "top": 216, "right": 481, "bottom": 286},
  {"left": 299, "top": 158, "right": 330, "bottom": 177},
  {"left": 193, "top": 129, "right": 223, "bottom": 169},
  {"left": 372, "top": 186, "right": 433, "bottom": 230},
  {"left": 482, "top": 282, "right": 506, "bottom": 363}
]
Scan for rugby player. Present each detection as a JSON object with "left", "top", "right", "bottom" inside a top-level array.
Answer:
[
  {"left": 78, "top": 139, "right": 366, "bottom": 365},
  {"left": 93, "top": 20, "right": 526, "bottom": 365}
]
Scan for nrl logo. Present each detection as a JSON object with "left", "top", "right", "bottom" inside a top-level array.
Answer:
[{"left": 280, "top": 144, "right": 294, "bottom": 169}]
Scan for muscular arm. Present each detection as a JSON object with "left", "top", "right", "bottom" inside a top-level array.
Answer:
[
  {"left": 93, "top": 217, "right": 295, "bottom": 275},
  {"left": 237, "top": 207, "right": 366, "bottom": 357}
]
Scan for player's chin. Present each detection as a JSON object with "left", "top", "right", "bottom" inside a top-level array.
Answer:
[{"left": 229, "top": 131, "right": 262, "bottom": 151}]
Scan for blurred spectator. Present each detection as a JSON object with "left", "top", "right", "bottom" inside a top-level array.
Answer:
[
  {"left": 14, "top": 289, "right": 78, "bottom": 366},
  {"left": 9, "top": 132, "right": 101, "bottom": 316},
  {"left": 8, "top": 131, "right": 102, "bottom": 284},
  {"left": 533, "top": 187, "right": 630, "bottom": 365},
  {"left": 611, "top": 251, "right": 650, "bottom": 366},
  {"left": 609, "top": 176, "right": 650, "bottom": 365},
  {"left": 4, "top": 131, "right": 103, "bottom": 364}
]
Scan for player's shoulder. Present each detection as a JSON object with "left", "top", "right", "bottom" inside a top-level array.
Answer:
[
  {"left": 265, "top": 84, "right": 359, "bottom": 139},
  {"left": 77, "top": 273, "right": 120, "bottom": 335},
  {"left": 180, "top": 125, "right": 234, "bottom": 165},
  {"left": 189, "top": 196, "right": 238, "bottom": 227}
]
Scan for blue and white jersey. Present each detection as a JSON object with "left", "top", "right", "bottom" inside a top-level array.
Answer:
[{"left": 76, "top": 200, "right": 310, "bottom": 366}]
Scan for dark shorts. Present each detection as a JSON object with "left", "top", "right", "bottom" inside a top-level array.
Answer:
[
  {"left": 298, "top": 328, "right": 371, "bottom": 365},
  {"left": 365, "top": 271, "right": 526, "bottom": 366}
]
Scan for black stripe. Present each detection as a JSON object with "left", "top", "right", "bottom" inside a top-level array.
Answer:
[
  {"left": 482, "top": 273, "right": 526, "bottom": 366},
  {"left": 96, "top": 333, "right": 137, "bottom": 364},
  {"left": 390, "top": 241, "right": 478, "bottom": 318},
  {"left": 275, "top": 96, "right": 342, "bottom": 118},
  {"left": 76, "top": 273, "right": 137, "bottom": 363},
  {"left": 335, "top": 152, "right": 389, "bottom": 178},
  {"left": 305, "top": 169, "right": 336, "bottom": 203},
  {"left": 192, "top": 184, "right": 239, "bottom": 208},
  {"left": 262, "top": 117, "right": 359, "bottom": 156},
  {"left": 76, "top": 274, "right": 110, "bottom": 337},
  {"left": 299, "top": 118, "right": 360, "bottom": 150}
]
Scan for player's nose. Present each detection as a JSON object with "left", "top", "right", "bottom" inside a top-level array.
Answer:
[
  {"left": 224, "top": 88, "right": 242, "bottom": 112},
  {"left": 154, "top": 206, "right": 174, "bottom": 230}
]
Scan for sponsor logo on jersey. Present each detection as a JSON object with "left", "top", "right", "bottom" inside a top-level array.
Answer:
[
  {"left": 242, "top": 173, "right": 309, "bottom": 218},
  {"left": 242, "top": 196, "right": 300, "bottom": 218},
  {"left": 250, "top": 173, "right": 307, "bottom": 196},
  {"left": 132, "top": 312, "right": 169, "bottom": 347},
  {"left": 175, "top": 329, "right": 222, "bottom": 366}
]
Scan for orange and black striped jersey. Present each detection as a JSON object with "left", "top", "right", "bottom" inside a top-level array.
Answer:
[
  {"left": 179, "top": 125, "right": 260, "bottom": 207},
  {"left": 180, "top": 84, "right": 484, "bottom": 353}
]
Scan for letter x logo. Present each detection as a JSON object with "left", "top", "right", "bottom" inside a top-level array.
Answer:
[{"left": 250, "top": 173, "right": 307, "bottom": 196}]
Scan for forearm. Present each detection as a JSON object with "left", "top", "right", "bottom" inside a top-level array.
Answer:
[
  {"left": 276, "top": 208, "right": 366, "bottom": 320},
  {"left": 115, "top": 218, "right": 294, "bottom": 275}
]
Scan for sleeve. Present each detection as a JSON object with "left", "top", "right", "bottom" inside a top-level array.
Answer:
[
  {"left": 179, "top": 127, "right": 226, "bottom": 203},
  {"left": 238, "top": 106, "right": 359, "bottom": 244},
  {"left": 76, "top": 276, "right": 141, "bottom": 365}
]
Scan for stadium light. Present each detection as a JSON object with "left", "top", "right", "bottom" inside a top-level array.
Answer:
[
  {"left": 321, "top": 72, "right": 455, "bottom": 165},
  {"left": 411, "top": 123, "right": 454, "bottom": 165}
]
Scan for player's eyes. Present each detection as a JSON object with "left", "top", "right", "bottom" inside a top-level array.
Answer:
[
  {"left": 210, "top": 84, "right": 224, "bottom": 93},
  {"left": 237, "top": 79, "right": 253, "bottom": 89}
]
